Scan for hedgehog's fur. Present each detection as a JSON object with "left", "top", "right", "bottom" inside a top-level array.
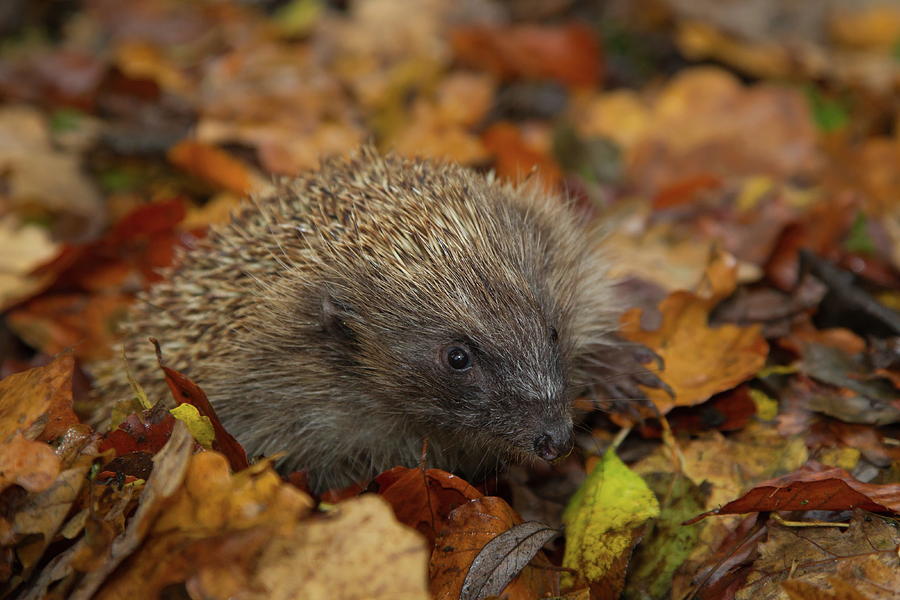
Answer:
[{"left": 92, "top": 148, "right": 638, "bottom": 491}]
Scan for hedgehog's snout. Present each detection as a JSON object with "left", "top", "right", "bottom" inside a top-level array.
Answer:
[{"left": 532, "top": 422, "right": 574, "bottom": 462}]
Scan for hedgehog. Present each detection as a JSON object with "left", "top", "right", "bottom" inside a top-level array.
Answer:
[{"left": 91, "top": 147, "right": 661, "bottom": 491}]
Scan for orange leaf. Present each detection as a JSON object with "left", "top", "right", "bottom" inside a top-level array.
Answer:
[
  {"left": 0, "top": 432, "right": 61, "bottom": 493},
  {"left": 6, "top": 293, "right": 132, "bottom": 361},
  {"left": 620, "top": 251, "right": 768, "bottom": 414},
  {"left": 0, "top": 355, "right": 76, "bottom": 492},
  {"left": 482, "top": 122, "right": 561, "bottom": 189},
  {"left": 168, "top": 140, "right": 256, "bottom": 195},
  {"left": 430, "top": 496, "right": 558, "bottom": 600}
]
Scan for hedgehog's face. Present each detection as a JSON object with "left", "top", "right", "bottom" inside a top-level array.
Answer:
[
  {"left": 319, "top": 269, "right": 577, "bottom": 466},
  {"left": 393, "top": 321, "right": 576, "bottom": 465}
]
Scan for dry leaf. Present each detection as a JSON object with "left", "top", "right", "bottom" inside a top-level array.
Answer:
[
  {"left": 460, "top": 521, "right": 558, "bottom": 600},
  {"left": 450, "top": 23, "right": 603, "bottom": 88},
  {"left": 739, "top": 510, "right": 900, "bottom": 599},
  {"left": 0, "top": 217, "right": 60, "bottom": 311},
  {"left": 431, "top": 496, "right": 558, "bottom": 600},
  {"left": 693, "top": 461, "right": 900, "bottom": 520},
  {"left": 168, "top": 139, "right": 261, "bottom": 195},
  {"left": 69, "top": 423, "right": 195, "bottom": 600},
  {"left": 0, "top": 355, "right": 76, "bottom": 493},
  {"left": 247, "top": 495, "right": 429, "bottom": 600},
  {"left": 376, "top": 466, "right": 482, "bottom": 546},
  {"left": 620, "top": 251, "right": 769, "bottom": 414}
]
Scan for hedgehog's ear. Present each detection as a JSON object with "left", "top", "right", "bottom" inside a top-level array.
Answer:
[{"left": 320, "top": 288, "right": 356, "bottom": 343}]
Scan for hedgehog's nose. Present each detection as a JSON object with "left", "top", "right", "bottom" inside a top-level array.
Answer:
[{"left": 533, "top": 428, "right": 574, "bottom": 462}]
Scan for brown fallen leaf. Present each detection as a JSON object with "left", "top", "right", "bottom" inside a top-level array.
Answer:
[
  {"left": 739, "top": 510, "right": 900, "bottom": 599},
  {"left": 0, "top": 433, "right": 62, "bottom": 495},
  {"left": 6, "top": 442, "right": 97, "bottom": 593},
  {"left": 575, "top": 68, "right": 820, "bottom": 195},
  {"left": 241, "top": 495, "right": 430, "bottom": 600},
  {"left": 620, "top": 251, "right": 769, "bottom": 414},
  {"left": 460, "top": 521, "right": 559, "bottom": 600},
  {"left": 690, "top": 461, "right": 900, "bottom": 521},
  {"left": 90, "top": 449, "right": 314, "bottom": 599},
  {"left": 482, "top": 121, "right": 562, "bottom": 190},
  {"left": 430, "top": 496, "right": 558, "bottom": 600},
  {"left": 450, "top": 23, "right": 603, "bottom": 88},
  {"left": 69, "top": 423, "right": 195, "bottom": 600},
  {"left": 376, "top": 465, "right": 482, "bottom": 546},
  {"left": 0, "top": 217, "right": 60, "bottom": 311},
  {"left": 638, "top": 384, "right": 757, "bottom": 438},
  {"left": 386, "top": 77, "right": 492, "bottom": 165},
  {"left": 6, "top": 293, "right": 133, "bottom": 362},
  {"left": 0, "top": 105, "right": 104, "bottom": 240},
  {"left": 0, "top": 355, "right": 78, "bottom": 493}
]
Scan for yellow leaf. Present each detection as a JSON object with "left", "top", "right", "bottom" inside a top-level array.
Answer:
[
  {"left": 170, "top": 404, "right": 215, "bottom": 450},
  {"left": 272, "top": 0, "right": 323, "bottom": 36},
  {"left": 749, "top": 389, "right": 779, "bottom": 421},
  {"left": 562, "top": 450, "right": 660, "bottom": 594}
]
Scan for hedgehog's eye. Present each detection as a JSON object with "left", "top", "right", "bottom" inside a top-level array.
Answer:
[
  {"left": 445, "top": 346, "right": 472, "bottom": 371},
  {"left": 550, "top": 327, "right": 559, "bottom": 343}
]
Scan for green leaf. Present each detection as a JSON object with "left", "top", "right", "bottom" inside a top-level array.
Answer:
[
  {"left": 806, "top": 87, "right": 849, "bottom": 133},
  {"left": 49, "top": 108, "right": 84, "bottom": 134},
  {"left": 844, "top": 211, "right": 875, "bottom": 255},
  {"left": 624, "top": 473, "right": 706, "bottom": 600},
  {"left": 562, "top": 450, "right": 660, "bottom": 591},
  {"left": 272, "top": 0, "right": 323, "bottom": 37}
]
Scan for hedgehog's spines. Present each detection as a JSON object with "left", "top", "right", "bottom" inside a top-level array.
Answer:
[{"left": 91, "top": 147, "right": 619, "bottom": 491}]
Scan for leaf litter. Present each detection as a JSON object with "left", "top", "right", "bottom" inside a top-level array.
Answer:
[{"left": 1, "top": 1, "right": 900, "bottom": 599}]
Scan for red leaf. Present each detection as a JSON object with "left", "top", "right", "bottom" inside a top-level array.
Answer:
[
  {"left": 652, "top": 174, "right": 722, "bottom": 210},
  {"left": 152, "top": 338, "right": 250, "bottom": 471},
  {"left": 98, "top": 406, "right": 175, "bottom": 457},
  {"left": 31, "top": 197, "right": 189, "bottom": 296},
  {"left": 638, "top": 385, "right": 756, "bottom": 438},
  {"left": 376, "top": 466, "right": 483, "bottom": 546},
  {"left": 450, "top": 23, "right": 603, "bottom": 88},
  {"left": 688, "top": 462, "right": 900, "bottom": 523}
]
